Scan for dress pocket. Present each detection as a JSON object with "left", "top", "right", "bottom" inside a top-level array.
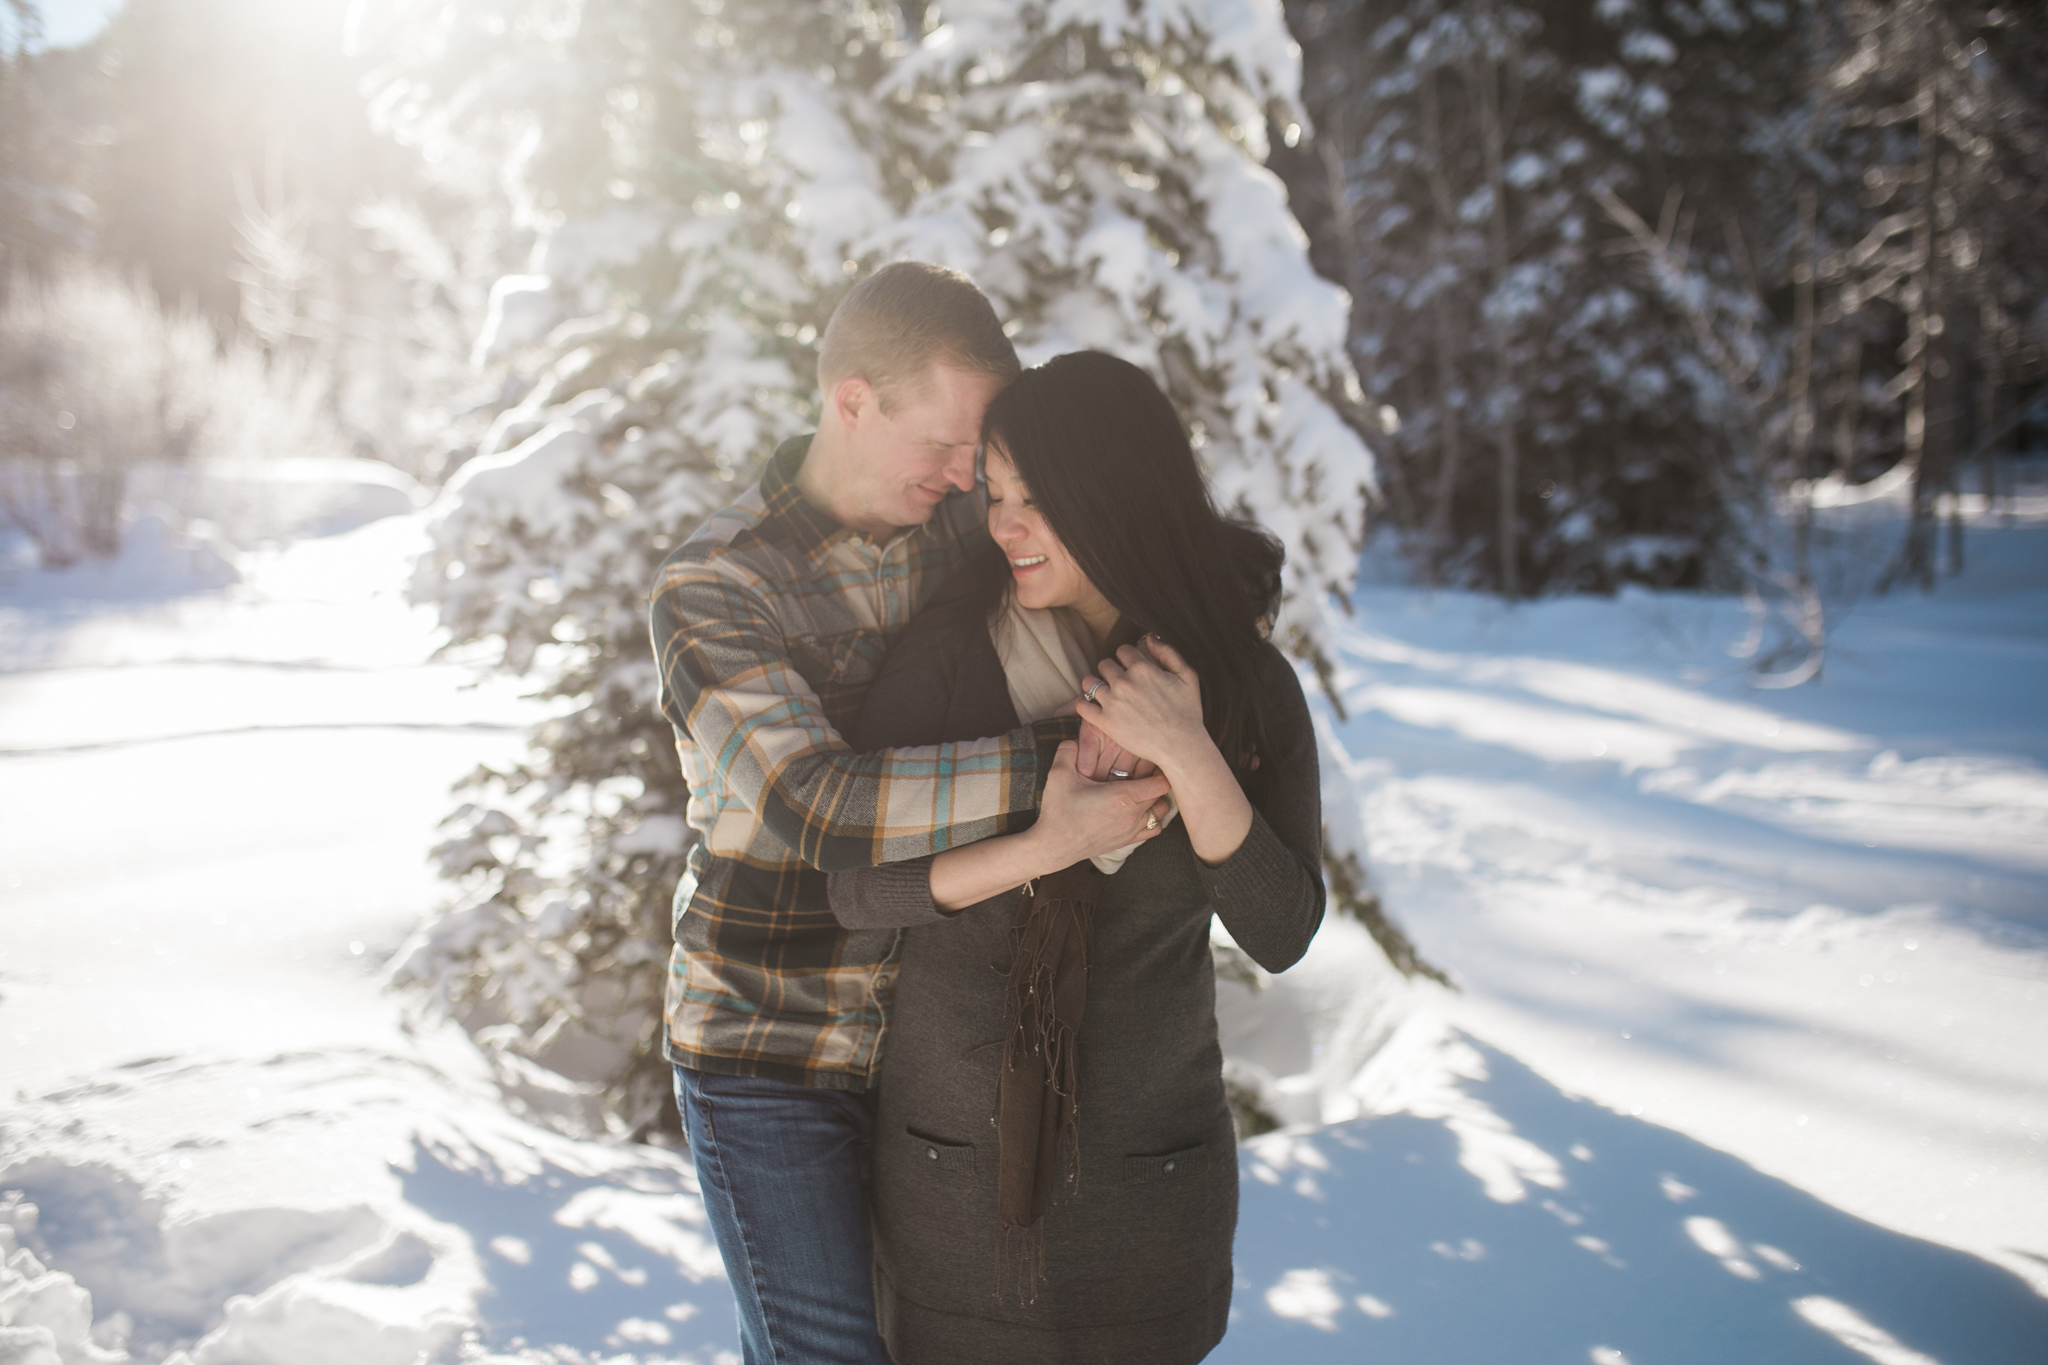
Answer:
[
  {"left": 1122, "top": 1141, "right": 1206, "bottom": 1186},
  {"left": 904, "top": 1126, "right": 977, "bottom": 1178}
]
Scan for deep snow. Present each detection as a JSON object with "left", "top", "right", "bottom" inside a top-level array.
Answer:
[{"left": 2, "top": 470, "right": 2045, "bottom": 1364}]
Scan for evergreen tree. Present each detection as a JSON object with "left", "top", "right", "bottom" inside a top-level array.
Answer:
[
  {"left": 360, "top": 0, "right": 898, "bottom": 1133},
  {"left": 81, "top": 0, "right": 391, "bottom": 325},
  {"left": 1281, "top": 0, "right": 1820, "bottom": 596},
  {"left": 869, "top": 0, "right": 1376, "bottom": 654},
  {"left": 1820, "top": 0, "right": 2048, "bottom": 584}
]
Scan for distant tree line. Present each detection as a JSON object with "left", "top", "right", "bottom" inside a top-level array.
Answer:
[
  {"left": 0, "top": 0, "right": 408, "bottom": 566},
  {"left": 7, "top": 0, "right": 2042, "bottom": 589},
  {"left": 0, "top": 0, "right": 510, "bottom": 488},
  {"left": 1273, "top": 0, "right": 2048, "bottom": 597}
]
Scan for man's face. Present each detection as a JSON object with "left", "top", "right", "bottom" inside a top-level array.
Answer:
[{"left": 837, "top": 364, "right": 1007, "bottom": 533}]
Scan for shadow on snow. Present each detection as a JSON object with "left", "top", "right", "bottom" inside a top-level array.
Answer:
[
  {"left": 397, "top": 1137, "right": 739, "bottom": 1363},
  {"left": 1222, "top": 1035, "right": 2046, "bottom": 1365}
]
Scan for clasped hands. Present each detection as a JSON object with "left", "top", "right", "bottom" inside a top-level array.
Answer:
[{"left": 1032, "top": 637, "right": 1204, "bottom": 867}]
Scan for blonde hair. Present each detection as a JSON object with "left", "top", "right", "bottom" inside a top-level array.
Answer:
[{"left": 816, "top": 262, "right": 1019, "bottom": 412}]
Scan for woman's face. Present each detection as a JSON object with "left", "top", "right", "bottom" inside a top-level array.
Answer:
[{"left": 984, "top": 445, "right": 1117, "bottom": 629}]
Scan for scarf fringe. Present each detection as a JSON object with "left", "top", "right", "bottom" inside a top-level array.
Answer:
[
  {"left": 989, "top": 869, "right": 1097, "bottom": 1303},
  {"left": 993, "top": 1222, "right": 1047, "bottom": 1306}
]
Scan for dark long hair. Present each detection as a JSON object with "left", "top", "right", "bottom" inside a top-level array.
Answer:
[{"left": 982, "top": 350, "right": 1284, "bottom": 783}]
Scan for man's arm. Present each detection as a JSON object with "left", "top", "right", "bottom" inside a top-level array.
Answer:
[
  {"left": 828, "top": 741, "right": 1169, "bottom": 927},
  {"left": 651, "top": 556, "right": 1073, "bottom": 872}
]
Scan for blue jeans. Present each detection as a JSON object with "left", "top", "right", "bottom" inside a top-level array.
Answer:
[{"left": 674, "top": 1065, "right": 891, "bottom": 1365}]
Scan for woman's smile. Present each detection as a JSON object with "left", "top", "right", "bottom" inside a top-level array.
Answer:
[{"left": 984, "top": 444, "right": 1119, "bottom": 643}]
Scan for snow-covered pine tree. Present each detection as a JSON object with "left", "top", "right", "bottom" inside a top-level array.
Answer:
[
  {"left": 1572, "top": 0, "right": 1859, "bottom": 680},
  {"left": 363, "top": 0, "right": 904, "bottom": 1134},
  {"left": 870, "top": 0, "right": 1377, "bottom": 667},
  {"left": 1282, "top": 0, "right": 1817, "bottom": 597},
  {"left": 1283, "top": 0, "right": 1545, "bottom": 592},
  {"left": 375, "top": 0, "right": 1389, "bottom": 1134}
]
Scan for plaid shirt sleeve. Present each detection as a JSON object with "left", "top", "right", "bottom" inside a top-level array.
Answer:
[{"left": 651, "top": 556, "right": 1070, "bottom": 872}]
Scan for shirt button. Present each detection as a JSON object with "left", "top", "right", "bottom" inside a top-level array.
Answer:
[
  {"left": 1163, "top": 1159, "right": 1176, "bottom": 1172},
  {"left": 927, "top": 1146, "right": 940, "bottom": 1161}
]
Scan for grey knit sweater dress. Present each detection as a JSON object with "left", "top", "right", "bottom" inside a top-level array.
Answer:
[{"left": 828, "top": 563, "right": 1325, "bottom": 1365}]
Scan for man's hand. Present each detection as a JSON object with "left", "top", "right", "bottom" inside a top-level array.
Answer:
[
  {"left": 1075, "top": 718, "right": 1160, "bottom": 783},
  {"left": 1029, "top": 741, "right": 1172, "bottom": 868}
]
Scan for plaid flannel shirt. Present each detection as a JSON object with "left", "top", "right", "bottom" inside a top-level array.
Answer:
[{"left": 650, "top": 434, "right": 1071, "bottom": 1090}]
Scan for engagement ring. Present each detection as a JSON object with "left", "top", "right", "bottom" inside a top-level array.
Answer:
[
  {"left": 1083, "top": 680, "right": 1106, "bottom": 703},
  {"left": 1110, "top": 767, "right": 1132, "bottom": 779}
]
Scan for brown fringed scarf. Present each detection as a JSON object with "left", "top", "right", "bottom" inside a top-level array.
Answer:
[
  {"left": 993, "top": 859, "right": 1101, "bottom": 1299},
  {"left": 985, "top": 588, "right": 1167, "bottom": 1299}
]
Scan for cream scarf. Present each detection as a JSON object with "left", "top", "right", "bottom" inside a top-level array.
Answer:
[{"left": 990, "top": 591, "right": 1178, "bottom": 873}]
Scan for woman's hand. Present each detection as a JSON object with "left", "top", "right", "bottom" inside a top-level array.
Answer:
[
  {"left": 1027, "top": 740, "right": 1172, "bottom": 867},
  {"left": 1080, "top": 639, "right": 1255, "bottom": 867},
  {"left": 1076, "top": 637, "right": 1208, "bottom": 776}
]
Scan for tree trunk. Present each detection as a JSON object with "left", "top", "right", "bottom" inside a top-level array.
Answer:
[
  {"left": 1791, "top": 189, "right": 1817, "bottom": 592},
  {"left": 1466, "top": 7, "right": 1521, "bottom": 600},
  {"left": 1418, "top": 68, "right": 1466, "bottom": 586},
  {"left": 1976, "top": 288, "right": 2004, "bottom": 521},
  {"left": 1899, "top": 53, "right": 1944, "bottom": 589},
  {"left": 1426, "top": 293, "right": 1468, "bottom": 587},
  {"left": 1309, "top": 102, "right": 1420, "bottom": 533},
  {"left": 1833, "top": 332, "right": 1862, "bottom": 476}
]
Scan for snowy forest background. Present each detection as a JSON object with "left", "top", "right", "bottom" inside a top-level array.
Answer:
[
  {"left": 7, "top": 0, "right": 2045, "bottom": 594},
  {"left": 3, "top": 3, "right": 2047, "bottom": 1362},
  {"left": 6, "top": 0, "right": 2043, "bottom": 1134}
]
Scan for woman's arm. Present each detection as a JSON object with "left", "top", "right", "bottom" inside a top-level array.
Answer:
[
  {"left": 1193, "top": 650, "right": 1324, "bottom": 972},
  {"left": 1082, "top": 640, "right": 1324, "bottom": 972}
]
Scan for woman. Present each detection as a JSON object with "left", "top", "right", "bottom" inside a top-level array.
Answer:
[{"left": 828, "top": 350, "right": 1324, "bottom": 1364}]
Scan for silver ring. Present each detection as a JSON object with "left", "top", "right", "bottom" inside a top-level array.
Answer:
[
  {"left": 1110, "top": 767, "right": 1132, "bottom": 779},
  {"left": 1083, "top": 680, "right": 1105, "bottom": 704}
]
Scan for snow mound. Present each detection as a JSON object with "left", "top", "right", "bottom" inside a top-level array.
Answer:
[
  {"left": 0, "top": 1049, "right": 738, "bottom": 1365},
  {"left": 1644, "top": 749, "right": 2048, "bottom": 869},
  {"left": 1, "top": 459, "right": 424, "bottom": 611},
  {"left": 1, "top": 1194, "right": 126, "bottom": 1365},
  {"left": 1214, "top": 912, "right": 1418, "bottom": 1130},
  {"left": 0, "top": 1156, "right": 471, "bottom": 1365}
]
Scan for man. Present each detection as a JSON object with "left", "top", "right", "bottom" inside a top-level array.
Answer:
[{"left": 649, "top": 262, "right": 1168, "bottom": 1365}]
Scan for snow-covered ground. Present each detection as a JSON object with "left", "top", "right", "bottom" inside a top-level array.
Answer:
[
  {"left": 1223, "top": 490, "right": 2048, "bottom": 1363},
  {"left": 3, "top": 471, "right": 2045, "bottom": 1364}
]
